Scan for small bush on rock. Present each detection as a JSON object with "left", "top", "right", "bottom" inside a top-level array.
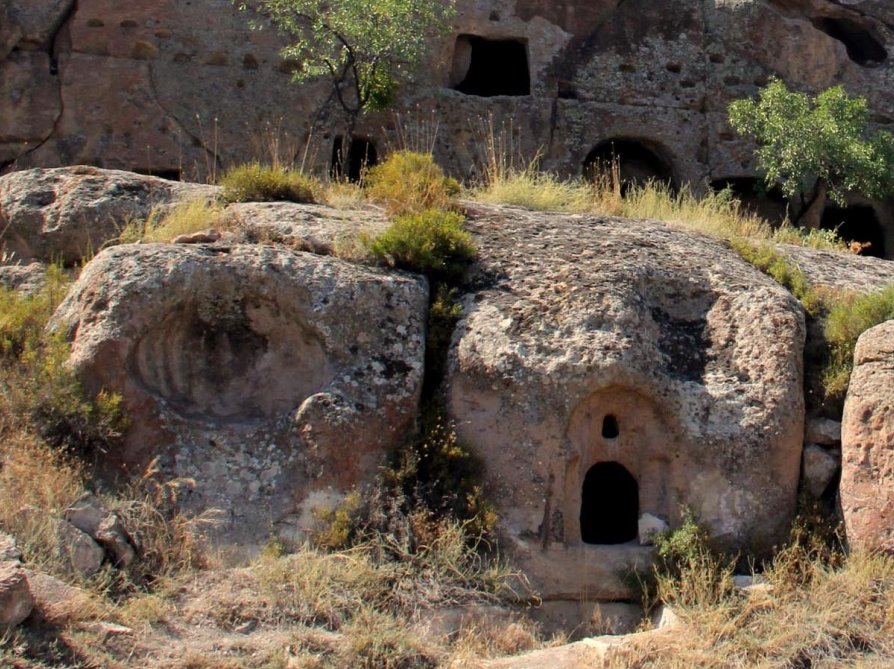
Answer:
[
  {"left": 219, "top": 162, "right": 318, "bottom": 203},
  {"left": 368, "top": 209, "right": 476, "bottom": 284},
  {"left": 652, "top": 509, "right": 736, "bottom": 609},
  {"left": 0, "top": 267, "right": 126, "bottom": 455},
  {"left": 366, "top": 151, "right": 460, "bottom": 215}
]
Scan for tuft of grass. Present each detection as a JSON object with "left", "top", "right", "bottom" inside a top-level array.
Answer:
[
  {"left": 366, "top": 151, "right": 460, "bottom": 216},
  {"left": 651, "top": 510, "right": 736, "bottom": 610},
  {"left": 605, "top": 518, "right": 894, "bottom": 669},
  {"left": 367, "top": 209, "right": 476, "bottom": 285},
  {"left": 119, "top": 199, "right": 227, "bottom": 244},
  {"left": 473, "top": 167, "right": 846, "bottom": 252},
  {"left": 473, "top": 168, "right": 596, "bottom": 213},
  {"left": 822, "top": 284, "right": 894, "bottom": 402},
  {"left": 219, "top": 162, "right": 318, "bottom": 203},
  {"left": 730, "top": 239, "right": 824, "bottom": 316}
]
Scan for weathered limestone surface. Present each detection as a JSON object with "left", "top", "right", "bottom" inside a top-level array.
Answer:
[
  {"left": 841, "top": 320, "right": 894, "bottom": 553},
  {"left": 449, "top": 203, "right": 805, "bottom": 598},
  {"left": 227, "top": 201, "right": 391, "bottom": 255},
  {"left": 0, "top": 166, "right": 217, "bottom": 264},
  {"left": 777, "top": 244, "right": 894, "bottom": 293},
  {"left": 50, "top": 242, "right": 428, "bottom": 548}
]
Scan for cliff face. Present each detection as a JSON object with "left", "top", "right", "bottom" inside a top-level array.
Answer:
[{"left": 3, "top": 1, "right": 894, "bottom": 250}]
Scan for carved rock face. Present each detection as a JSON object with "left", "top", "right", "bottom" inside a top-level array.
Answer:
[
  {"left": 50, "top": 241, "right": 428, "bottom": 550},
  {"left": 130, "top": 297, "right": 332, "bottom": 421},
  {"left": 448, "top": 203, "right": 805, "bottom": 599}
]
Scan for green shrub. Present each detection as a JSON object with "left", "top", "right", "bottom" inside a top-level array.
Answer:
[
  {"left": 366, "top": 151, "right": 460, "bottom": 216},
  {"left": 218, "top": 162, "right": 318, "bottom": 203},
  {"left": 822, "top": 284, "right": 894, "bottom": 402},
  {"left": 368, "top": 210, "right": 476, "bottom": 284},
  {"left": 0, "top": 267, "right": 126, "bottom": 455},
  {"left": 652, "top": 509, "right": 736, "bottom": 609}
]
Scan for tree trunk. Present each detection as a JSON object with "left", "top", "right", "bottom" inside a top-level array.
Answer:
[{"left": 798, "top": 178, "right": 828, "bottom": 231}]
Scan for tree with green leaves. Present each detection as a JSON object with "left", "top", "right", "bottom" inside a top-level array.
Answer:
[
  {"left": 729, "top": 78, "right": 894, "bottom": 230},
  {"left": 239, "top": 0, "right": 455, "bottom": 126}
]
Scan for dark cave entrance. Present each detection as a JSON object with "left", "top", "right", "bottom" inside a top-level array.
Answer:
[
  {"left": 821, "top": 205, "right": 886, "bottom": 257},
  {"left": 584, "top": 140, "right": 675, "bottom": 194},
  {"left": 453, "top": 35, "right": 531, "bottom": 97},
  {"left": 710, "top": 177, "right": 788, "bottom": 224},
  {"left": 331, "top": 136, "right": 378, "bottom": 182},
  {"left": 812, "top": 17, "right": 887, "bottom": 67},
  {"left": 580, "top": 461, "right": 639, "bottom": 545},
  {"left": 132, "top": 167, "right": 182, "bottom": 181}
]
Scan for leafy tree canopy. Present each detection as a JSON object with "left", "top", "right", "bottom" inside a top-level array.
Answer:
[
  {"left": 239, "top": 0, "right": 455, "bottom": 118},
  {"left": 729, "top": 78, "right": 894, "bottom": 229}
]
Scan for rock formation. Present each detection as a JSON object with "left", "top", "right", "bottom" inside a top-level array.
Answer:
[
  {"left": 841, "top": 319, "right": 894, "bottom": 553},
  {"left": 50, "top": 241, "right": 428, "bottom": 548},
  {"left": 2, "top": 0, "right": 894, "bottom": 254},
  {"left": 0, "top": 166, "right": 217, "bottom": 264},
  {"left": 448, "top": 203, "right": 805, "bottom": 599}
]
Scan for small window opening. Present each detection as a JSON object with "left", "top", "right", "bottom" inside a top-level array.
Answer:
[
  {"left": 580, "top": 462, "right": 639, "bottom": 544},
  {"left": 331, "top": 136, "right": 378, "bottom": 183},
  {"left": 821, "top": 205, "right": 886, "bottom": 257},
  {"left": 812, "top": 17, "right": 887, "bottom": 67},
  {"left": 602, "top": 415, "right": 619, "bottom": 439},
  {"left": 584, "top": 140, "right": 675, "bottom": 194},
  {"left": 452, "top": 35, "right": 530, "bottom": 97}
]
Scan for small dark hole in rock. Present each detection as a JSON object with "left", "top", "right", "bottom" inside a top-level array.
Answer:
[{"left": 602, "top": 415, "right": 619, "bottom": 439}]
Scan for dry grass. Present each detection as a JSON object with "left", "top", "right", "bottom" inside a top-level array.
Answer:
[
  {"left": 605, "top": 550, "right": 894, "bottom": 668},
  {"left": 119, "top": 199, "right": 229, "bottom": 244},
  {"left": 472, "top": 168, "right": 846, "bottom": 251}
]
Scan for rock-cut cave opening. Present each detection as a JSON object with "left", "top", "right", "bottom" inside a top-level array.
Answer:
[
  {"left": 580, "top": 461, "right": 639, "bottom": 545},
  {"left": 584, "top": 140, "right": 676, "bottom": 194},
  {"left": 812, "top": 16, "right": 888, "bottom": 67},
  {"left": 821, "top": 205, "right": 886, "bottom": 257},
  {"left": 331, "top": 136, "right": 379, "bottom": 182},
  {"left": 452, "top": 35, "right": 531, "bottom": 97}
]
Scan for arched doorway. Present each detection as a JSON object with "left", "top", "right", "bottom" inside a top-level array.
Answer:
[
  {"left": 583, "top": 140, "right": 675, "bottom": 194},
  {"left": 580, "top": 461, "right": 639, "bottom": 545}
]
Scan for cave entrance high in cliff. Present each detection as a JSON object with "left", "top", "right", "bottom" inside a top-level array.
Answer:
[
  {"left": 451, "top": 35, "right": 531, "bottom": 97},
  {"left": 580, "top": 461, "right": 639, "bottom": 544}
]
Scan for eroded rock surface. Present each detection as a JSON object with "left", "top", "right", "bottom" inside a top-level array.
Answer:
[
  {"left": 841, "top": 320, "right": 894, "bottom": 553},
  {"left": 0, "top": 166, "right": 218, "bottom": 264},
  {"left": 449, "top": 203, "right": 805, "bottom": 599},
  {"left": 51, "top": 242, "right": 427, "bottom": 548}
]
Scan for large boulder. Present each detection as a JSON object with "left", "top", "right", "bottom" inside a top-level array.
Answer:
[
  {"left": 0, "top": 562, "right": 34, "bottom": 628},
  {"left": 50, "top": 242, "right": 427, "bottom": 549},
  {"left": 449, "top": 204, "right": 805, "bottom": 599},
  {"left": 841, "top": 320, "right": 894, "bottom": 553},
  {"left": 0, "top": 166, "right": 217, "bottom": 265}
]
